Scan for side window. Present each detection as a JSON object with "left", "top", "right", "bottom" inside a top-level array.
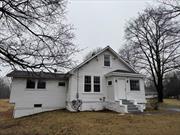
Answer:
[
  {"left": 58, "top": 82, "right": 65, "bottom": 86},
  {"left": 108, "top": 81, "right": 112, "bottom": 86},
  {"left": 84, "top": 76, "right": 91, "bottom": 92},
  {"left": 37, "top": 80, "right": 46, "bottom": 89},
  {"left": 26, "top": 79, "right": 35, "bottom": 89},
  {"left": 94, "top": 76, "right": 100, "bottom": 92},
  {"left": 104, "top": 54, "right": 110, "bottom": 66},
  {"left": 130, "top": 80, "right": 140, "bottom": 91}
]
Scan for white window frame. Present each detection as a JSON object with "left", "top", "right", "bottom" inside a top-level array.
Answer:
[
  {"left": 130, "top": 79, "right": 140, "bottom": 91},
  {"left": 84, "top": 75, "right": 92, "bottom": 92},
  {"left": 84, "top": 75, "right": 101, "bottom": 93},
  {"left": 93, "top": 76, "right": 100, "bottom": 92},
  {"left": 25, "top": 79, "right": 47, "bottom": 90},
  {"left": 104, "top": 54, "right": 111, "bottom": 67}
]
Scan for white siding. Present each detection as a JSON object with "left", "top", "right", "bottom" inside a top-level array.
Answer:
[
  {"left": 67, "top": 50, "right": 134, "bottom": 111},
  {"left": 126, "top": 78, "right": 146, "bottom": 103},
  {"left": 10, "top": 78, "right": 67, "bottom": 118}
]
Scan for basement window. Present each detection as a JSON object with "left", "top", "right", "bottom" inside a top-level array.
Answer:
[
  {"left": 26, "top": 79, "right": 35, "bottom": 89},
  {"left": 58, "top": 82, "right": 65, "bottom": 86},
  {"left": 34, "top": 104, "right": 42, "bottom": 108},
  {"left": 37, "top": 80, "right": 46, "bottom": 89},
  {"left": 130, "top": 80, "right": 140, "bottom": 91}
]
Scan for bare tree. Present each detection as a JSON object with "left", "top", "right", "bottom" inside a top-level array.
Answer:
[
  {"left": 0, "top": 0, "right": 78, "bottom": 72},
  {"left": 119, "top": 43, "right": 141, "bottom": 69},
  {"left": 83, "top": 47, "right": 102, "bottom": 61},
  {"left": 124, "top": 6, "right": 180, "bottom": 102},
  {"left": 160, "top": 0, "right": 180, "bottom": 17}
]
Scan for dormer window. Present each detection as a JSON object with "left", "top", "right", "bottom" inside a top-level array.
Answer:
[{"left": 104, "top": 54, "right": 110, "bottom": 66}]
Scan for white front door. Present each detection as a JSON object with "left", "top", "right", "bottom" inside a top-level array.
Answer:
[{"left": 115, "top": 79, "right": 126, "bottom": 100}]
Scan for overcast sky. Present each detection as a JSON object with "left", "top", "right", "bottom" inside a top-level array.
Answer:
[
  {"left": 0, "top": 0, "right": 158, "bottom": 76},
  {"left": 67, "top": 0, "right": 157, "bottom": 61}
]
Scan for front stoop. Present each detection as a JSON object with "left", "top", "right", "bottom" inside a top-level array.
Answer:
[
  {"left": 104, "top": 100, "right": 144, "bottom": 113},
  {"left": 121, "top": 99, "right": 142, "bottom": 113}
]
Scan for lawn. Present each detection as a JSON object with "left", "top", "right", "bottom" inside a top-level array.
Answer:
[
  {"left": 160, "top": 99, "right": 180, "bottom": 108},
  {"left": 0, "top": 99, "right": 180, "bottom": 135}
]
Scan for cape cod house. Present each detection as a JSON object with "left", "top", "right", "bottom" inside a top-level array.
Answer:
[{"left": 7, "top": 46, "right": 146, "bottom": 118}]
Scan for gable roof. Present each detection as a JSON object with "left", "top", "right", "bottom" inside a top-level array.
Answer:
[
  {"left": 69, "top": 46, "right": 137, "bottom": 74},
  {"left": 7, "top": 70, "right": 67, "bottom": 80}
]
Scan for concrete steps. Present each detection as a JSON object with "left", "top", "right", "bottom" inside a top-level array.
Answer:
[{"left": 121, "top": 99, "right": 141, "bottom": 113}]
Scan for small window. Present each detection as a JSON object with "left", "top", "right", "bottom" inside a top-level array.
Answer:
[
  {"left": 84, "top": 76, "right": 91, "bottom": 92},
  {"left": 104, "top": 54, "right": 110, "bottom": 66},
  {"left": 37, "top": 80, "right": 46, "bottom": 89},
  {"left": 34, "top": 104, "right": 42, "bottom": 107},
  {"left": 94, "top": 76, "right": 100, "bottom": 92},
  {"left": 108, "top": 81, "right": 112, "bottom": 86},
  {"left": 59, "top": 82, "right": 65, "bottom": 86},
  {"left": 130, "top": 80, "right": 140, "bottom": 91},
  {"left": 26, "top": 79, "right": 35, "bottom": 89}
]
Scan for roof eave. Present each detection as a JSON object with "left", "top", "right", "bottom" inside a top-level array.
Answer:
[
  {"left": 105, "top": 72, "right": 145, "bottom": 78},
  {"left": 68, "top": 46, "right": 137, "bottom": 74}
]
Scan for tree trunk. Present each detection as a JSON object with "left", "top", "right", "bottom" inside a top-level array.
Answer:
[{"left": 157, "top": 78, "right": 164, "bottom": 103}]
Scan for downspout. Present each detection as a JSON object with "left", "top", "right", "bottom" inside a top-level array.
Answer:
[
  {"left": 70, "top": 68, "right": 82, "bottom": 111},
  {"left": 76, "top": 68, "right": 79, "bottom": 100}
]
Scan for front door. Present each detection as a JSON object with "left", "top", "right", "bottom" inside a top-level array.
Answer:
[{"left": 115, "top": 79, "right": 126, "bottom": 100}]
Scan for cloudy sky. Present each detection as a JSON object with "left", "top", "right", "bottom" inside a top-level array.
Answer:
[
  {"left": 1, "top": 0, "right": 158, "bottom": 76},
  {"left": 67, "top": 0, "right": 157, "bottom": 61}
]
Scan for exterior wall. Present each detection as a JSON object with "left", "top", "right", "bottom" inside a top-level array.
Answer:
[
  {"left": 112, "top": 77, "right": 146, "bottom": 103},
  {"left": 126, "top": 78, "right": 146, "bottom": 103},
  {"left": 67, "top": 50, "right": 133, "bottom": 111},
  {"left": 106, "top": 77, "right": 115, "bottom": 102},
  {"left": 10, "top": 78, "right": 67, "bottom": 118}
]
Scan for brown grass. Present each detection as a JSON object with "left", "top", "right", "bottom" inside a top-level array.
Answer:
[
  {"left": 0, "top": 100, "right": 180, "bottom": 135},
  {"left": 160, "top": 99, "right": 180, "bottom": 108}
]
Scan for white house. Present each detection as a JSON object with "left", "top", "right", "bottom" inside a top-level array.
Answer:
[{"left": 7, "top": 46, "right": 146, "bottom": 118}]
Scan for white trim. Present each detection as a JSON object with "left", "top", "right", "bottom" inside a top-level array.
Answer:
[
  {"left": 83, "top": 75, "right": 101, "bottom": 93},
  {"left": 129, "top": 79, "right": 141, "bottom": 91},
  {"left": 25, "top": 79, "right": 47, "bottom": 91}
]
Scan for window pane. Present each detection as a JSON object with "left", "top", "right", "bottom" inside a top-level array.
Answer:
[
  {"left": 94, "top": 85, "right": 100, "bottom": 92},
  {"left": 130, "top": 80, "right": 140, "bottom": 91},
  {"left": 34, "top": 104, "right": 42, "bottom": 107},
  {"left": 94, "top": 76, "right": 100, "bottom": 92},
  {"left": 59, "top": 82, "right": 65, "bottom": 86},
  {"left": 104, "top": 55, "right": 110, "bottom": 66},
  {"left": 85, "top": 84, "right": 91, "bottom": 92},
  {"left": 108, "top": 81, "right": 112, "bottom": 86},
  {"left": 84, "top": 76, "right": 91, "bottom": 92},
  {"left": 26, "top": 79, "right": 35, "bottom": 89},
  {"left": 37, "top": 80, "right": 46, "bottom": 89},
  {"left": 85, "top": 76, "right": 91, "bottom": 83},
  {"left": 94, "top": 76, "right": 100, "bottom": 83}
]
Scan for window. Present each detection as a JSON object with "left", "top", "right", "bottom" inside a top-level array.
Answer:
[
  {"left": 34, "top": 104, "right": 42, "bottom": 107},
  {"left": 84, "top": 76, "right": 91, "bottom": 92},
  {"left": 37, "top": 80, "right": 46, "bottom": 89},
  {"left": 104, "top": 54, "right": 110, "bottom": 66},
  {"left": 130, "top": 80, "right": 140, "bottom": 91},
  {"left": 108, "top": 81, "right": 112, "bottom": 86},
  {"left": 94, "top": 76, "right": 100, "bottom": 92},
  {"left": 59, "top": 82, "right": 65, "bottom": 86},
  {"left": 26, "top": 79, "right": 35, "bottom": 89}
]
